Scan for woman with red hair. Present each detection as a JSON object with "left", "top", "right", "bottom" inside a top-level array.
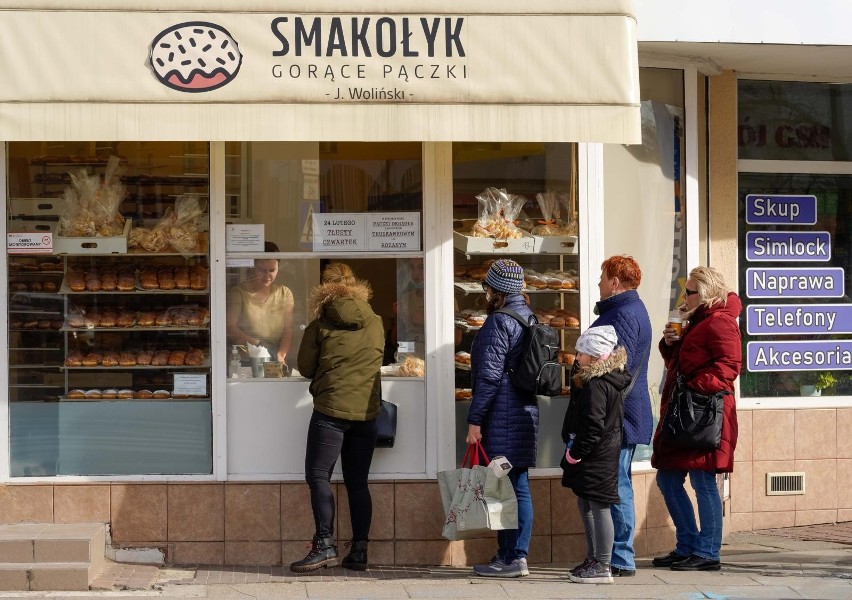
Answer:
[{"left": 585, "top": 255, "right": 653, "bottom": 577}]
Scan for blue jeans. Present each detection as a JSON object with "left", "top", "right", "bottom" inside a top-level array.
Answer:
[
  {"left": 656, "top": 469, "right": 723, "bottom": 560},
  {"left": 610, "top": 444, "right": 637, "bottom": 570},
  {"left": 497, "top": 468, "right": 532, "bottom": 561}
]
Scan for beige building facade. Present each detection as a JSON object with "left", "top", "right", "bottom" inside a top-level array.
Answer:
[{"left": 1, "top": 0, "right": 850, "bottom": 567}]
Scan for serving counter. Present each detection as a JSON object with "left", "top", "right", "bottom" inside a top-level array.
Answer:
[{"left": 226, "top": 376, "right": 426, "bottom": 479}]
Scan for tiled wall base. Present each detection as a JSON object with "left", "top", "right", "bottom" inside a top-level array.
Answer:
[
  {"left": 0, "top": 475, "right": 677, "bottom": 566},
  {"left": 3, "top": 407, "right": 849, "bottom": 566}
]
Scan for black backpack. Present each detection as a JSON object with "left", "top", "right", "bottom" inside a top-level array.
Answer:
[{"left": 495, "top": 308, "right": 563, "bottom": 396}]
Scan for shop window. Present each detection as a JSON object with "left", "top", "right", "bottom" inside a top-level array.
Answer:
[
  {"left": 6, "top": 142, "right": 212, "bottom": 476},
  {"left": 738, "top": 80, "right": 852, "bottom": 399},
  {"left": 224, "top": 142, "right": 424, "bottom": 374},
  {"left": 451, "top": 142, "right": 578, "bottom": 468},
  {"left": 737, "top": 173, "right": 852, "bottom": 398},
  {"left": 739, "top": 80, "right": 852, "bottom": 162}
]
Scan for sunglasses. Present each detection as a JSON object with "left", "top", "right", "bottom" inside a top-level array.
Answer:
[
  {"left": 684, "top": 288, "right": 699, "bottom": 297},
  {"left": 481, "top": 281, "right": 489, "bottom": 292}
]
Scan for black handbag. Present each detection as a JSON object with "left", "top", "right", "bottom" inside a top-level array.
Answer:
[
  {"left": 375, "top": 399, "right": 398, "bottom": 448},
  {"left": 661, "top": 375, "right": 727, "bottom": 451}
]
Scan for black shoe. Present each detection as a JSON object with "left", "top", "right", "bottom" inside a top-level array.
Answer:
[
  {"left": 651, "top": 551, "right": 690, "bottom": 567},
  {"left": 289, "top": 536, "right": 338, "bottom": 573},
  {"left": 341, "top": 540, "right": 369, "bottom": 571},
  {"left": 611, "top": 565, "right": 636, "bottom": 577},
  {"left": 670, "top": 555, "right": 721, "bottom": 571}
]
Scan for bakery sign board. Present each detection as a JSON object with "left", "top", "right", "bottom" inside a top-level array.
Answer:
[{"left": 0, "top": 9, "right": 637, "bottom": 107}]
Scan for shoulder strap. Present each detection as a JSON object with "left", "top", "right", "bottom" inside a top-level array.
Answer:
[
  {"left": 494, "top": 308, "right": 536, "bottom": 328},
  {"left": 623, "top": 338, "right": 651, "bottom": 399}
]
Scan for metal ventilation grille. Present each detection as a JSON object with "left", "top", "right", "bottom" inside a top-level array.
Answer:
[{"left": 766, "top": 472, "right": 806, "bottom": 496}]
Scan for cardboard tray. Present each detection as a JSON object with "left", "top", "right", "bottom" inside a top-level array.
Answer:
[
  {"left": 54, "top": 220, "right": 131, "bottom": 255},
  {"left": 453, "top": 230, "right": 536, "bottom": 255},
  {"left": 532, "top": 234, "right": 578, "bottom": 254}
]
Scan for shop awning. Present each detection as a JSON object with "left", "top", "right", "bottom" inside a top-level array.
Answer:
[{"left": 0, "top": 1, "right": 640, "bottom": 143}]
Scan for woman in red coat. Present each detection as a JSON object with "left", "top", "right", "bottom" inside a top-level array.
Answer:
[{"left": 651, "top": 266, "right": 741, "bottom": 572}]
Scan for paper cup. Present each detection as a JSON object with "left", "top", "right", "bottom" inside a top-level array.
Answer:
[{"left": 667, "top": 313, "right": 683, "bottom": 337}]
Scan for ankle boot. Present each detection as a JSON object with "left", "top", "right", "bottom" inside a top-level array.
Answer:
[
  {"left": 289, "top": 536, "right": 338, "bottom": 573},
  {"left": 341, "top": 540, "right": 369, "bottom": 571}
]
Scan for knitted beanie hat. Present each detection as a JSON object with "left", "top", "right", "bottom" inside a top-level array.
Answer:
[
  {"left": 575, "top": 325, "right": 618, "bottom": 358},
  {"left": 484, "top": 259, "right": 524, "bottom": 294}
]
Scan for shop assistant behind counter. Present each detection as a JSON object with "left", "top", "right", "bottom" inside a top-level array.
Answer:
[{"left": 226, "top": 242, "right": 294, "bottom": 364}]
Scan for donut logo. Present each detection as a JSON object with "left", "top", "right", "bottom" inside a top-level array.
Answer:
[{"left": 148, "top": 21, "right": 242, "bottom": 93}]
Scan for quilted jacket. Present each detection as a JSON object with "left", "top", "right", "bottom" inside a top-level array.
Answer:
[
  {"left": 467, "top": 295, "right": 539, "bottom": 468},
  {"left": 592, "top": 289, "right": 653, "bottom": 445},
  {"left": 652, "top": 292, "right": 742, "bottom": 473}
]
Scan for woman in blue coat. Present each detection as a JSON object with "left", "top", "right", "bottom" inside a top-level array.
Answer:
[
  {"left": 590, "top": 255, "right": 653, "bottom": 576},
  {"left": 466, "top": 259, "right": 538, "bottom": 579}
]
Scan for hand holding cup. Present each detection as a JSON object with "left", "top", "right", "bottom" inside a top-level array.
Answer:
[{"left": 664, "top": 311, "right": 683, "bottom": 345}]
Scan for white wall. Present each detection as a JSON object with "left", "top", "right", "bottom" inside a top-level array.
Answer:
[{"left": 637, "top": 1, "right": 852, "bottom": 46}]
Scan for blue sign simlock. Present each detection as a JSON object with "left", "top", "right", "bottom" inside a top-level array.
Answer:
[{"left": 746, "top": 231, "right": 831, "bottom": 262}]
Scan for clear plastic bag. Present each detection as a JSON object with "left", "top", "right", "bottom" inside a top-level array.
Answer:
[
  {"left": 471, "top": 187, "right": 528, "bottom": 239},
  {"left": 531, "top": 192, "right": 563, "bottom": 236},
  {"left": 58, "top": 156, "right": 125, "bottom": 237}
]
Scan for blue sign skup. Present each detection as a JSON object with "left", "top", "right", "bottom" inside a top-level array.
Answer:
[
  {"left": 745, "top": 194, "right": 817, "bottom": 225},
  {"left": 746, "top": 231, "right": 831, "bottom": 262},
  {"left": 748, "top": 340, "right": 852, "bottom": 372},
  {"left": 746, "top": 268, "right": 844, "bottom": 298},
  {"left": 746, "top": 304, "right": 852, "bottom": 335}
]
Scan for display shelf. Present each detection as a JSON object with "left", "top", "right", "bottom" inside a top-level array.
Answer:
[
  {"left": 61, "top": 325, "right": 209, "bottom": 332},
  {"left": 62, "top": 362, "right": 210, "bottom": 371},
  {"left": 59, "top": 280, "right": 208, "bottom": 295},
  {"left": 9, "top": 145, "right": 213, "bottom": 409},
  {"left": 453, "top": 281, "right": 577, "bottom": 295},
  {"left": 59, "top": 396, "right": 210, "bottom": 402}
]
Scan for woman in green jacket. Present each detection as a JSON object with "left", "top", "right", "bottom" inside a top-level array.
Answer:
[{"left": 290, "top": 263, "right": 384, "bottom": 574}]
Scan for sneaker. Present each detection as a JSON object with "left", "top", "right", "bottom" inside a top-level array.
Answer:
[
  {"left": 473, "top": 557, "right": 527, "bottom": 578},
  {"left": 611, "top": 565, "right": 636, "bottom": 577},
  {"left": 568, "top": 560, "right": 614, "bottom": 584},
  {"left": 569, "top": 558, "right": 593, "bottom": 576}
]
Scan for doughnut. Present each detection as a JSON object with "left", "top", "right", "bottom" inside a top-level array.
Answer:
[{"left": 149, "top": 22, "right": 243, "bottom": 92}]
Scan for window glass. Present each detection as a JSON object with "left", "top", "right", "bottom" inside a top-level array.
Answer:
[
  {"left": 451, "top": 142, "right": 578, "bottom": 468},
  {"left": 6, "top": 142, "right": 212, "bottom": 476},
  {"left": 225, "top": 142, "right": 422, "bottom": 252},
  {"left": 737, "top": 173, "right": 852, "bottom": 398},
  {"left": 224, "top": 142, "right": 424, "bottom": 377},
  {"left": 739, "top": 80, "right": 852, "bottom": 161}
]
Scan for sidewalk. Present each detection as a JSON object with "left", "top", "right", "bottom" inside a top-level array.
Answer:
[{"left": 6, "top": 524, "right": 852, "bottom": 599}]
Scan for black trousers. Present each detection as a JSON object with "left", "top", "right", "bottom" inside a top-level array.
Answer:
[{"left": 304, "top": 410, "right": 377, "bottom": 541}]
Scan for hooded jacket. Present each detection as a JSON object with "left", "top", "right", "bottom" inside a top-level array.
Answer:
[
  {"left": 560, "top": 346, "right": 631, "bottom": 504},
  {"left": 467, "top": 294, "right": 539, "bottom": 468},
  {"left": 592, "top": 289, "right": 653, "bottom": 445},
  {"left": 652, "top": 292, "right": 742, "bottom": 473},
  {"left": 297, "top": 281, "right": 384, "bottom": 421}
]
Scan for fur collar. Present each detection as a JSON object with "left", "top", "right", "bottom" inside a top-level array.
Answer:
[
  {"left": 310, "top": 281, "right": 371, "bottom": 319},
  {"left": 572, "top": 346, "right": 628, "bottom": 388}
]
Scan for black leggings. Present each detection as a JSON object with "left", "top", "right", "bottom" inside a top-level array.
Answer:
[{"left": 304, "top": 410, "right": 377, "bottom": 541}]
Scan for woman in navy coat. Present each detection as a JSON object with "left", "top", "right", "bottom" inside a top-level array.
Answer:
[
  {"left": 466, "top": 259, "right": 538, "bottom": 579},
  {"left": 590, "top": 255, "right": 653, "bottom": 576}
]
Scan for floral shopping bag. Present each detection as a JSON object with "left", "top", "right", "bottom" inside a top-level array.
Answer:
[{"left": 437, "top": 442, "right": 518, "bottom": 541}]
